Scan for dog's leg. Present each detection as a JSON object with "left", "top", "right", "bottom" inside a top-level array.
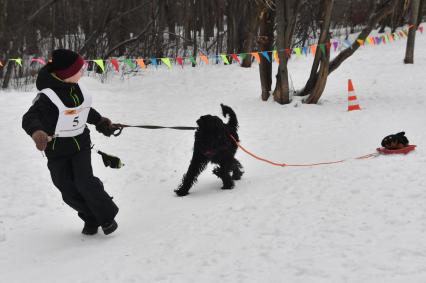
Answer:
[
  {"left": 175, "top": 153, "right": 208, "bottom": 196},
  {"left": 215, "top": 161, "right": 234, "bottom": 190},
  {"left": 231, "top": 158, "right": 244, "bottom": 180}
]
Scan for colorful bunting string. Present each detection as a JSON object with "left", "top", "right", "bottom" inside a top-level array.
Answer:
[{"left": 2, "top": 26, "right": 422, "bottom": 73}]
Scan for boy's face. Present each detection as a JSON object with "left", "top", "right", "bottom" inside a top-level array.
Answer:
[{"left": 64, "top": 68, "right": 83, "bottom": 83}]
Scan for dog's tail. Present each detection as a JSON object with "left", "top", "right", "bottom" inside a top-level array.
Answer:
[{"left": 221, "top": 104, "right": 238, "bottom": 133}]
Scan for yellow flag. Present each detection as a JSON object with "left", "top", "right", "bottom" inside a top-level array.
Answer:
[
  {"left": 357, "top": 39, "right": 364, "bottom": 46},
  {"left": 161, "top": 58, "right": 172, "bottom": 69},
  {"left": 93, "top": 59, "right": 105, "bottom": 72},
  {"left": 294, "top": 48, "right": 301, "bottom": 57},
  {"left": 220, "top": 54, "right": 230, "bottom": 65},
  {"left": 11, "top": 58, "right": 22, "bottom": 66},
  {"left": 273, "top": 50, "right": 279, "bottom": 63}
]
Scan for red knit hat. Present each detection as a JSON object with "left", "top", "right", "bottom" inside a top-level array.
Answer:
[{"left": 50, "top": 49, "right": 84, "bottom": 80}]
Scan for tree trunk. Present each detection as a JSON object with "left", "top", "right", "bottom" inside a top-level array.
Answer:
[
  {"left": 258, "top": 6, "right": 275, "bottom": 100},
  {"left": 303, "top": 0, "right": 334, "bottom": 103},
  {"left": 273, "top": 0, "right": 301, "bottom": 105},
  {"left": 416, "top": 0, "right": 424, "bottom": 26},
  {"left": 404, "top": 0, "right": 421, "bottom": 63},
  {"left": 241, "top": 2, "right": 261, "bottom": 68}
]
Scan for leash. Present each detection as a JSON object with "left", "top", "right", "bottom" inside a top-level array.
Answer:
[
  {"left": 228, "top": 135, "right": 379, "bottom": 167},
  {"left": 111, "top": 123, "right": 197, "bottom": 136}
]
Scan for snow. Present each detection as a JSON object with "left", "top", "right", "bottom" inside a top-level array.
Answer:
[{"left": 1, "top": 29, "right": 426, "bottom": 282}]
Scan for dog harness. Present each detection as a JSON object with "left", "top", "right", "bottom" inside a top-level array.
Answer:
[{"left": 40, "top": 87, "right": 92, "bottom": 137}]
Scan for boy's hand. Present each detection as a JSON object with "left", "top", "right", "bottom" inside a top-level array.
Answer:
[
  {"left": 31, "top": 130, "right": 49, "bottom": 151},
  {"left": 96, "top": 117, "right": 114, "bottom": 137}
]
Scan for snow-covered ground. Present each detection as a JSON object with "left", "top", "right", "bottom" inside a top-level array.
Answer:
[{"left": 1, "top": 29, "right": 426, "bottom": 282}]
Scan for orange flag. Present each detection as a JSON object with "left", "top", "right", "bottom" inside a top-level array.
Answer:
[
  {"left": 136, "top": 58, "right": 146, "bottom": 69},
  {"left": 310, "top": 44, "right": 317, "bottom": 56},
  {"left": 251, "top": 52, "right": 260, "bottom": 63},
  {"left": 200, "top": 54, "right": 209, "bottom": 64}
]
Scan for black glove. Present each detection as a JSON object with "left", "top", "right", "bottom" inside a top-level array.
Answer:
[{"left": 96, "top": 117, "right": 114, "bottom": 137}]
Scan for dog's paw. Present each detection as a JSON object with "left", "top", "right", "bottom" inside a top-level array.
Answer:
[
  {"left": 232, "top": 171, "right": 244, "bottom": 180},
  {"left": 221, "top": 185, "right": 235, "bottom": 190},
  {"left": 174, "top": 189, "right": 189, "bottom": 197}
]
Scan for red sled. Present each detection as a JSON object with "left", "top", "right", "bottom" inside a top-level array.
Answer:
[{"left": 376, "top": 145, "right": 416, "bottom": 155}]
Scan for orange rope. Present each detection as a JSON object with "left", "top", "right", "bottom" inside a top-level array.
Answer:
[{"left": 229, "top": 135, "right": 378, "bottom": 168}]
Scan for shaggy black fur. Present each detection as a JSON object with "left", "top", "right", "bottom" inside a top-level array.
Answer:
[
  {"left": 381, "top": 131, "right": 409, "bottom": 150},
  {"left": 174, "top": 104, "right": 244, "bottom": 196}
]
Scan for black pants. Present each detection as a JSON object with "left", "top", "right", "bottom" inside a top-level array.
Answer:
[{"left": 47, "top": 149, "right": 118, "bottom": 226}]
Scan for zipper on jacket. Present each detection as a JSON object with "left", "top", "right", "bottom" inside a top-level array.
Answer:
[
  {"left": 72, "top": 137, "right": 81, "bottom": 151},
  {"left": 69, "top": 87, "right": 78, "bottom": 106},
  {"left": 51, "top": 137, "right": 57, "bottom": 151}
]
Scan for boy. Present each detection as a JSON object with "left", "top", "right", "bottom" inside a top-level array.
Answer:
[{"left": 22, "top": 49, "right": 119, "bottom": 235}]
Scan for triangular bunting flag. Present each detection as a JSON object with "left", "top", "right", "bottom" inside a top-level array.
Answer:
[
  {"left": 31, "top": 58, "right": 46, "bottom": 65},
  {"left": 136, "top": 58, "right": 146, "bottom": 69},
  {"left": 189, "top": 56, "right": 197, "bottom": 65},
  {"left": 310, "top": 44, "right": 317, "bottom": 55},
  {"left": 231, "top": 53, "right": 240, "bottom": 64},
  {"left": 110, "top": 58, "right": 119, "bottom": 72},
  {"left": 123, "top": 58, "right": 136, "bottom": 69},
  {"left": 11, "top": 58, "right": 22, "bottom": 66},
  {"left": 302, "top": 46, "right": 308, "bottom": 56},
  {"left": 220, "top": 54, "right": 230, "bottom": 65},
  {"left": 273, "top": 50, "right": 280, "bottom": 64},
  {"left": 356, "top": 39, "right": 364, "bottom": 46},
  {"left": 239, "top": 53, "right": 247, "bottom": 61},
  {"left": 200, "top": 54, "right": 209, "bottom": 64},
  {"left": 161, "top": 58, "right": 172, "bottom": 69},
  {"left": 285, "top": 48, "right": 292, "bottom": 59},
  {"left": 251, "top": 52, "right": 261, "bottom": 63},
  {"left": 93, "top": 59, "right": 105, "bottom": 72},
  {"left": 333, "top": 41, "right": 339, "bottom": 51},
  {"left": 388, "top": 34, "right": 394, "bottom": 42},
  {"left": 419, "top": 26, "right": 424, "bottom": 33},
  {"left": 343, "top": 40, "right": 352, "bottom": 48},
  {"left": 294, "top": 48, "right": 301, "bottom": 57},
  {"left": 319, "top": 44, "right": 326, "bottom": 56},
  {"left": 151, "top": 58, "right": 158, "bottom": 67},
  {"left": 261, "top": 51, "right": 271, "bottom": 62},
  {"left": 375, "top": 36, "right": 381, "bottom": 44},
  {"left": 176, "top": 57, "right": 184, "bottom": 68}
]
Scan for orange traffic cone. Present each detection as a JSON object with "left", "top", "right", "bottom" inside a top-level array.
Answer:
[{"left": 347, "top": 79, "right": 361, "bottom": 111}]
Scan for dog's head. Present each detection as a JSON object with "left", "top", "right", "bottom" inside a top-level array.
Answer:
[
  {"left": 195, "top": 114, "right": 230, "bottom": 153},
  {"left": 381, "top": 132, "right": 409, "bottom": 149},
  {"left": 196, "top": 115, "right": 225, "bottom": 133}
]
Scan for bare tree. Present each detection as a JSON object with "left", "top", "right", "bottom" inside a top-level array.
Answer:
[
  {"left": 273, "top": 0, "right": 301, "bottom": 104},
  {"left": 304, "top": 0, "right": 334, "bottom": 104},
  {"left": 257, "top": 3, "right": 275, "bottom": 100},
  {"left": 404, "top": 0, "right": 421, "bottom": 63}
]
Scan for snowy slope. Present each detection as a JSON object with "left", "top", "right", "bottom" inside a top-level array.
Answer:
[{"left": 1, "top": 29, "right": 426, "bottom": 283}]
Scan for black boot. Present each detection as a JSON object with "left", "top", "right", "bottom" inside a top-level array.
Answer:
[
  {"left": 102, "top": 220, "right": 118, "bottom": 235},
  {"left": 82, "top": 223, "right": 98, "bottom": 235}
]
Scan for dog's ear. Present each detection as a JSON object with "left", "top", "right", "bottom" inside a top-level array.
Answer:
[
  {"left": 196, "top": 115, "right": 210, "bottom": 127},
  {"left": 396, "top": 132, "right": 405, "bottom": 136},
  {"left": 381, "top": 135, "right": 393, "bottom": 147}
]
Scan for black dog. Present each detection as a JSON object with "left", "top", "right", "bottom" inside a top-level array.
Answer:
[
  {"left": 381, "top": 131, "right": 409, "bottom": 150},
  {"left": 175, "top": 104, "right": 244, "bottom": 196}
]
